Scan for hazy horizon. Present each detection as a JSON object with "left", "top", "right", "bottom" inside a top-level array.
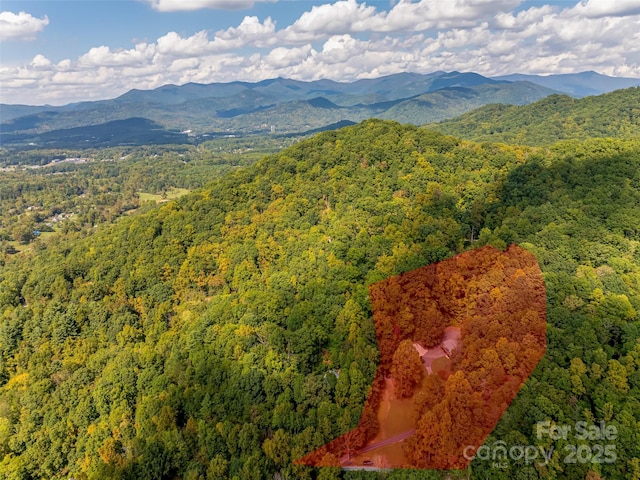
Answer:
[{"left": 2, "top": 69, "right": 640, "bottom": 108}]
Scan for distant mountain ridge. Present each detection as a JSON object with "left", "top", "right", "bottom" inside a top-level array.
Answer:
[
  {"left": 3, "top": 70, "right": 636, "bottom": 148},
  {"left": 2, "top": 117, "right": 188, "bottom": 149},
  {"left": 492, "top": 71, "right": 640, "bottom": 97},
  {"left": 1, "top": 71, "right": 505, "bottom": 124}
]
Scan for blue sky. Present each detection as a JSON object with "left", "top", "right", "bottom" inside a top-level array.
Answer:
[{"left": 1, "top": 0, "right": 639, "bottom": 105}]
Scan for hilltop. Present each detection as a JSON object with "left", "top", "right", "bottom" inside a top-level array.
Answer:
[{"left": 433, "top": 87, "right": 640, "bottom": 145}]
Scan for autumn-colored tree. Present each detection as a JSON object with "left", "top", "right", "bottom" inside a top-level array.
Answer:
[
  {"left": 406, "top": 407, "right": 447, "bottom": 468},
  {"left": 317, "top": 452, "right": 340, "bottom": 467},
  {"left": 391, "top": 339, "right": 424, "bottom": 398},
  {"left": 414, "top": 304, "right": 447, "bottom": 347},
  {"left": 413, "top": 373, "right": 445, "bottom": 420},
  {"left": 585, "top": 470, "right": 605, "bottom": 480}
]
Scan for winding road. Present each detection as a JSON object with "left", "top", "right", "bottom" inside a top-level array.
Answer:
[{"left": 358, "top": 429, "right": 415, "bottom": 454}]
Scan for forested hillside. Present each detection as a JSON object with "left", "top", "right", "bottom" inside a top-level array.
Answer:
[
  {"left": 433, "top": 87, "right": 640, "bottom": 145},
  {"left": 0, "top": 120, "right": 639, "bottom": 479}
]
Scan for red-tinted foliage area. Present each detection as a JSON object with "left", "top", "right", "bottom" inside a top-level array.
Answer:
[{"left": 296, "top": 244, "right": 546, "bottom": 470}]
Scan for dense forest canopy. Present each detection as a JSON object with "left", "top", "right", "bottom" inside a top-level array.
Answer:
[{"left": 0, "top": 116, "right": 639, "bottom": 479}]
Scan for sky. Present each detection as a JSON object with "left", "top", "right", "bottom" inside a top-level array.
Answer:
[{"left": 1, "top": 0, "right": 640, "bottom": 106}]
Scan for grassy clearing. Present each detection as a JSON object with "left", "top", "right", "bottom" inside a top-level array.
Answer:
[
  {"left": 139, "top": 188, "right": 190, "bottom": 203},
  {"left": 6, "top": 240, "right": 26, "bottom": 253},
  {"left": 7, "top": 231, "right": 58, "bottom": 254},
  {"left": 379, "top": 391, "right": 415, "bottom": 438},
  {"left": 431, "top": 356, "right": 452, "bottom": 378}
]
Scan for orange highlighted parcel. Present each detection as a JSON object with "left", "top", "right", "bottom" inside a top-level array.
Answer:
[{"left": 296, "top": 244, "right": 546, "bottom": 470}]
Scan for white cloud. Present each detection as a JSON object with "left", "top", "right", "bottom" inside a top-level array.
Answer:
[
  {"left": 155, "top": 17, "right": 276, "bottom": 57},
  {"left": 281, "top": 0, "right": 524, "bottom": 41},
  {"left": 31, "top": 54, "right": 52, "bottom": 69},
  {"left": 0, "top": 11, "right": 49, "bottom": 41},
  {"left": 156, "top": 31, "right": 212, "bottom": 56},
  {"left": 377, "top": 0, "right": 523, "bottom": 32},
  {"left": 2, "top": 0, "right": 640, "bottom": 105},
  {"left": 168, "top": 57, "right": 201, "bottom": 73},
  {"left": 434, "top": 24, "right": 492, "bottom": 49},
  {"left": 216, "top": 15, "right": 277, "bottom": 47},
  {"left": 264, "top": 45, "right": 314, "bottom": 68},
  {"left": 52, "top": 67, "right": 114, "bottom": 86},
  {"left": 573, "top": 0, "right": 640, "bottom": 17},
  {"left": 78, "top": 44, "right": 156, "bottom": 67},
  {"left": 57, "top": 59, "right": 72, "bottom": 71},
  {"left": 144, "top": 0, "right": 270, "bottom": 12},
  {"left": 494, "top": 5, "right": 557, "bottom": 29},
  {"left": 281, "top": 0, "right": 379, "bottom": 41}
]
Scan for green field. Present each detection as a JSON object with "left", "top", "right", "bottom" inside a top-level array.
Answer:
[
  {"left": 138, "top": 187, "right": 190, "bottom": 203},
  {"left": 7, "top": 231, "right": 57, "bottom": 254}
]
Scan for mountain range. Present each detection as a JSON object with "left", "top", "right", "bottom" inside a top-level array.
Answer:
[
  {"left": 1, "top": 70, "right": 638, "bottom": 149},
  {"left": 492, "top": 70, "right": 640, "bottom": 97}
]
